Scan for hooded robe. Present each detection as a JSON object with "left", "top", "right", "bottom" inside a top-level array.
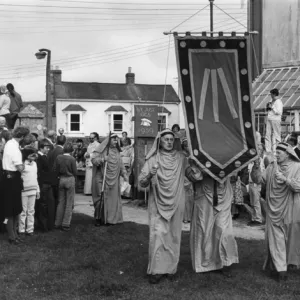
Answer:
[
  {"left": 187, "top": 163, "right": 239, "bottom": 273},
  {"left": 91, "top": 135, "right": 126, "bottom": 224},
  {"left": 138, "top": 129, "right": 187, "bottom": 275},
  {"left": 251, "top": 143, "right": 300, "bottom": 272}
]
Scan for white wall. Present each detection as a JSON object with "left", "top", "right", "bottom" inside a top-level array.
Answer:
[
  {"left": 262, "top": 0, "right": 300, "bottom": 68},
  {"left": 56, "top": 99, "right": 181, "bottom": 138}
]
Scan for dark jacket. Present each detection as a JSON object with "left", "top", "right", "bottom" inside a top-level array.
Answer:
[
  {"left": 48, "top": 145, "right": 64, "bottom": 170},
  {"left": 36, "top": 153, "right": 56, "bottom": 186}
]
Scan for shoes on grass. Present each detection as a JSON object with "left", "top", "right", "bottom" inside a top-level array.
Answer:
[
  {"left": 247, "top": 221, "right": 263, "bottom": 227},
  {"left": 220, "top": 267, "right": 233, "bottom": 278},
  {"left": 26, "top": 232, "right": 34, "bottom": 237},
  {"left": 62, "top": 226, "right": 70, "bottom": 232},
  {"left": 148, "top": 274, "right": 164, "bottom": 284},
  {"left": 8, "top": 239, "right": 22, "bottom": 245}
]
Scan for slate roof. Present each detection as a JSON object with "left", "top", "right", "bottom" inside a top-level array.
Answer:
[
  {"left": 253, "top": 67, "right": 300, "bottom": 112},
  {"left": 158, "top": 106, "right": 171, "bottom": 115},
  {"left": 19, "top": 104, "right": 44, "bottom": 118},
  {"left": 62, "top": 104, "right": 86, "bottom": 112},
  {"left": 22, "top": 101, "right": 46, "bottom": 114},
  {"left": 105, "top": 105, "right": 128, "bottom": 113},
  {"left": 55, "top": 82, "right": 180, "bottom": 103}
]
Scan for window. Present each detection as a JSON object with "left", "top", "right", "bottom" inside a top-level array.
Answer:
[
  {"left": 113, "top": 114, "right": 123, "bottom": 132},
  {"left": 69, "top": 113, "right": 81, "bottom": 132},
  {"left": 158, "top": 113, "right": 168, "bottom": 131}
]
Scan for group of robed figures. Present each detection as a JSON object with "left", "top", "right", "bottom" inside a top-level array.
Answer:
[{"left": 90, "top": 128, "right": 300, "bottom": 284}]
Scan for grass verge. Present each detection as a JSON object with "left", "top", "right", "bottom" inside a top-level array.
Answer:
[{"left": 0, "top": 213, "right": 300, "bottom": 300}]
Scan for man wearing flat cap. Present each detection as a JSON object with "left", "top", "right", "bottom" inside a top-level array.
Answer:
[{"left": 251, "top": 142, "right": 300, "bottom": 282}]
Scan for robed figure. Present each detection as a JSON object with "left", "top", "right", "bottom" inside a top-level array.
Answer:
[
  {"left": 138, "top": 129, "right": 188, "bottom": 284},
  {"left": 251, "top": 142, "right": 300, "bottom": 281},
  {"left": 84, "top": 134, "right": 100, "bottom": 195},
  {"left": 189, "top": 165, "right": 239, "bottom": 276},
  {"left": 91, "top": 133, "right": 127, "bottom": 226}
]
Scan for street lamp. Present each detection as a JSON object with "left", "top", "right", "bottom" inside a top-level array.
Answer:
[{"left": 35, "top": 48, "right": 52, "bottom": 130}]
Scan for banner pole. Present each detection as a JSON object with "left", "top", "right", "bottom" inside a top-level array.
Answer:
[{"left": 209, "top": 0, "right": 214, "bottom": 37}]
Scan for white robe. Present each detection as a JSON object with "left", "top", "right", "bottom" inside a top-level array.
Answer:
[
  {"left": 251, "top": 160, "right": 300, "bottom": 272},
  {"left": 139, "top": 150, "right": 186, "bottom": 275},
  {"left": 190, "top": 176, "right": 239, "bottom": 272}
]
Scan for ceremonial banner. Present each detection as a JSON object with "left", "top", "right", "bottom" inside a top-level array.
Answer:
[
  {"left": 175, "top": 36, "right": 258, "bottom": 183},
  {"left": 134, "top": 105, "right": 158, "bottom": 138}
]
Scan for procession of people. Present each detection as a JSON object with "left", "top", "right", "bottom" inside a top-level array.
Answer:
[{"left": 1, "top": 85, "right": 300, "bottom": 286}]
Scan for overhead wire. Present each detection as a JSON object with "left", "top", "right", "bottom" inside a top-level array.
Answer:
[
  {"left": 170, "top": 3, "right": 209, "bottom": 32},
  {"left": 0, "top": 39, "right": 173, "bottom": 74},
  {"left": 0, "top": 25, "right": 179, "bottom": 34},
  {"left": 0, "top": 40, "right": 176, "bottom": 76},
  {"left": 0, "top": 37, "right": 169, "bottom": 70},
  {"left": 0, "top": 43, "right": 176, "bottom": 80},
  {"left": 0, "top": 3, "right": 225, "bottom": 11},
  {"left": 0, "top": 9, "right": 209, "bottom": 16},
  {"left": 40, "top": 0, "right": 247, "bottom": 5},
  {"left": 0, "top": 2, "right": 247, "bottom": 80},
  {"left": 213, "top": 4, "right": 247, "bottom": 28},
  {"left": 0, "top": 17, "right": 244, "bottom": 73}
]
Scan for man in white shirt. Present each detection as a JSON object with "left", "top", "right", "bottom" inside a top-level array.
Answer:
[
  {"left": 2, "top": 126, "right": 30, "bottom": 244},
  {"left": 265, "top": 88, "right": 283, "bottom": 153}
]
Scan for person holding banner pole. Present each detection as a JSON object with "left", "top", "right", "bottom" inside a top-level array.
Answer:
[{"left": 188, "top": 162, "right": 239, "bottom": 277}]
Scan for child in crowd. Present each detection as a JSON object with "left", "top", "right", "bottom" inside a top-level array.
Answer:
[
  {"left": 19, "top": 147, "right": 39, "bottom": 236},
  {"left": 54, "top": 142, "right": 77, "bottom": 231}
]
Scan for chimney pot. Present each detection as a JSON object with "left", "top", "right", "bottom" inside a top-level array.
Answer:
[
  {"left": 51, "top": 68, "right": 62, "bottom": 84},
  {"left": 126, "top": 67, "right": 135, "bottom": 85}
]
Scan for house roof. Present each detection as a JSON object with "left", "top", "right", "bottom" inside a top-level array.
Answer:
[
  {"left": 55, "top": 82, "right": 180, "bottom": 103},
  {"left": 22, "top": 101, "right": 46, "bottom": 114},
  {"left": 158, "top": 106, "right": 171, "bottom": 115},
  {"left": 105, "top": 105, "right": 128, "bottom": 113},
  {"left": 253, "top": 67, "right": 300, "bottom": 112},
  {"left": 62, "top": 104, "right": 86, "bottom": 112},
  {"left": 19, "top": 104, "right": 44, "bottom": 118}
]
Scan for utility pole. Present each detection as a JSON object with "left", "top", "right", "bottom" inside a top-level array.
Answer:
[
  {"left": 35, "top": 48, "right": 52, "bottom": 130},
  {"left": 209, "top": 0, "right": 214, "bottom": 37}
]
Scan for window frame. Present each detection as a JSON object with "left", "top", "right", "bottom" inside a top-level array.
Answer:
[
  {"left": 110, "top": 112, "right": 125, "bottom": 133},
  {"left": 65, "top": 111, "right": 84, "bottom": 134},
  {"left": 158, "top": 112, "right": 168, "bottom": 132}
]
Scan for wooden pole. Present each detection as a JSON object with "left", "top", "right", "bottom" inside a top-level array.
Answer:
[{"left": 294, "top": 110, "right": 299, "bottom": 131}]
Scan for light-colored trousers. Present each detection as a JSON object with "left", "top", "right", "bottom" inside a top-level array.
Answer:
[
  {"left": 249, "top": 183, "right": 263, "bottom": 223},
  {"left": 19, "top": 194, "right": 36, "bottom": 233},
  {"left": 265, "top": 119, "right": 281, "bottom": 153},
  {"left": 55, "top": 176, "right": 75, "bottom": 228}
]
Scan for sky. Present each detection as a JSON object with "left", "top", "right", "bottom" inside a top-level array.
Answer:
[{"left": 0, "top": 0, "right": 247, "bottom": 102}]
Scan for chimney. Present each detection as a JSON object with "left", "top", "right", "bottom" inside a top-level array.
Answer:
[
  {"left": 51, "top": 66, "right": 62, "bottom": 84},
  {"left": 125, "top": 67, "right": 135, "bottom": 85}
]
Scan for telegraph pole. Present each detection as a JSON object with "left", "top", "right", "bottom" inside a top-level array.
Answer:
[{"left": 209, "top": 0, "right": 214, "bottom": 37}]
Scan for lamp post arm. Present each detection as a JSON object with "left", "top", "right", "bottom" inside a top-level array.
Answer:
[{"left": 39, "top": 48, "right": 51, "bottom": 54}]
